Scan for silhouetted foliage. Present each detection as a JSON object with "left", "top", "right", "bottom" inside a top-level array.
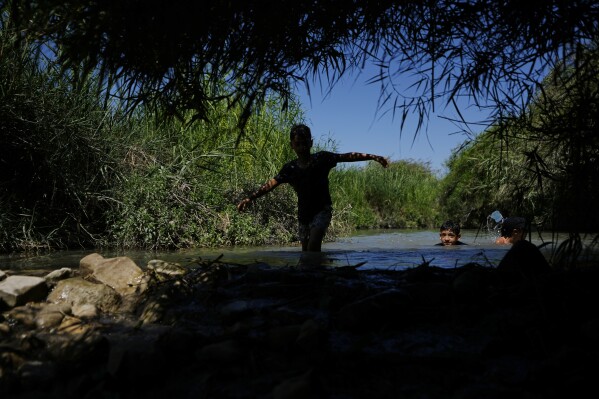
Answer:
[
  {"left": 440, "top": 44, "right": 599, "bottom": 267},
  {"left": 5, "top": 1, "right": 599, "bottom": 135},
  {"left": 4, "top": 1, "right": 599, "bottom": 262}
]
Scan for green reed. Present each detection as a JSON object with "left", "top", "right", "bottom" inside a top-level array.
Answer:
[
  {"left": 104, "top": 95, "right": 304, "bottom": 249},
  {"left": 0, "top": 26, "right": 121, "bottom": 251},
  {"left": 330, "top": 160, "right": 441, "bottom": 232},
  {"left": 1, "top": 22, "right": 442, "bottom": 251}
]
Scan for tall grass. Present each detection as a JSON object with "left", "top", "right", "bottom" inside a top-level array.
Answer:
[
  {"left": 1, "top": 23, "right": 443, "bottom": 252},
  {"left": 331, "top": 160, "right": 440, "bottom": 231},
  {"left": 0, "top": 25, "right": 121, "bottom": 251},
  {"left": 440, "top": 45, "right": 599, "bottom": 268},
  {"left": 103, "top": 96, "right": 304, "bottom": 249}
]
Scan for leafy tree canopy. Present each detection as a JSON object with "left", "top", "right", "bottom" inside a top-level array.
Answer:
[{"left": 4, "top": 0, "right": 599, "bottom": 134}]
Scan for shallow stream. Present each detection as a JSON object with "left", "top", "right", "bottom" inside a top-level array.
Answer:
[{"left": 1, "top": 229, "right": 554, "bottom": 274}]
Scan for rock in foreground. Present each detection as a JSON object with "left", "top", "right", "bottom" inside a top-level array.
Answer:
[{"left": 1, "top": 255, "right": 598, "bottom": 398}]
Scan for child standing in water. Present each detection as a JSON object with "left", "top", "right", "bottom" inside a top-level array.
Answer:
[
  {"left": 436, "top": 220, "right": 467, "bottom": 246},
  {"left": 237, "top": 124, "right": 389, "bottom": 252}
]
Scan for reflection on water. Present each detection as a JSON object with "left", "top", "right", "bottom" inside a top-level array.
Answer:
[
  {"left": 220, "top": 229, "right": 515, "bottom": 270},
  {"left": 1, "top": 229, "right": 530, "bottom": 273}
]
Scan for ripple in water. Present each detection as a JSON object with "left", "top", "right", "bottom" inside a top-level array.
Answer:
[{"left": 1, "top": 229, "right": 552, "bottom": 273}]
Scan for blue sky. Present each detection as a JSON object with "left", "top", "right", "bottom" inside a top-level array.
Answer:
[{"left": 296, "top": 66, "right": 491, "bottom": 176}]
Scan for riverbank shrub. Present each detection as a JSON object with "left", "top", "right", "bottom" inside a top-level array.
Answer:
[
  {"left": 330, "top": 160, "right": 440, "bottom": 230},
  {"left": 441, "top": 46, "right": 599, "bottom": 232},
  {"left": 439, "top": 45, "right": 599, "bottom": 267},
  {"left": 103, "top": 97, "right": 303, "bottom": 249},
  {"left": 0, "top": 26, "right": 120, "bottom": 252}
]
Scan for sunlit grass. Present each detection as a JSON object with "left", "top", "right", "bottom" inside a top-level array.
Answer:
[{"left": 1, "top": 26, "right": 442, "bottom": 252}]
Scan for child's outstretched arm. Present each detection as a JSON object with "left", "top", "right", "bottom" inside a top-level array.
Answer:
[
  {"left": 337, "top": 152, "right": 389, "bottom": 168},
  {"left": 237, "top": 178, "right": 280, "bottom": 212}
]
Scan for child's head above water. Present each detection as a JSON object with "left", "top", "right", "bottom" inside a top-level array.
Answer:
[
  {"left": 495, "top": 216, "right": 527, "bottom": 244},
  {"left": 439, "top": 220, "right": 462, "bottom": 246},
  {"left": 500, "top": 217, "right": 526, "bottom": 238}
]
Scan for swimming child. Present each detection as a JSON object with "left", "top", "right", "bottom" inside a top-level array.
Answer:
[
  {"left": 436, "top": 220, "right": 467, "bottom": 246},
  {"left": 494, "top": 213, "right": 515, "bottom": 244},
  {"left": 496, "top": 217, "right": 551, "bottom": 277},
  {"left": 237, "top": 124, "right": 389, "bottom": 252}
]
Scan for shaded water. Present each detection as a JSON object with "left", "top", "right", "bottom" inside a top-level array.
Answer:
[{"left": 0, "top": 229, "right": 546, "bottom": 274}]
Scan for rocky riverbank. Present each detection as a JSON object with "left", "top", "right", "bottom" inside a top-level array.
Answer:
[{"left": 1, "top": 253, "right": 598, "bottom": 398}]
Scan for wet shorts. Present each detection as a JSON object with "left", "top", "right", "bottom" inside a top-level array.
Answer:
[{"left": 298, "top": 205, "right": 333, "bottom": 243}]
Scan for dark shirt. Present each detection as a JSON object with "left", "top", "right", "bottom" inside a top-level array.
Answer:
[
  {"left": 274, "top": 151, "right": 339, "bottom": 224},
  {"left": 497, "top": 239, "right": 551, "bottom": 277}
]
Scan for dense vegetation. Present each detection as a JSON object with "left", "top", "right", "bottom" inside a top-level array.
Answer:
[
  {"left": 3, "top": 3, "right": 599, "bottom": 268},
  {"left": 439, "top": 45, "right": 599, "bottom": 266},
  {"left": 0, "top": 28, "right": 441, "bottom": 253}
]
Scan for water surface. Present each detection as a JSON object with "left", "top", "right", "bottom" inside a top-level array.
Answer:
[{"left": 1, "top": 229, "right": 530, "bottom": 273}]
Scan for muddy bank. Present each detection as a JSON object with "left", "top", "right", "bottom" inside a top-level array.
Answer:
[{"left": 1, "top": 255, "right": 598, "bottom": 398}]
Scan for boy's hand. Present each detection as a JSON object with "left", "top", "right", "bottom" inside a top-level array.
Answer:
[
  {"left": 377, "top": 156, "right": 390, "bottom": 168},
  {"left": 237, "top": 198, "right": 252, "bottom": 212}
]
